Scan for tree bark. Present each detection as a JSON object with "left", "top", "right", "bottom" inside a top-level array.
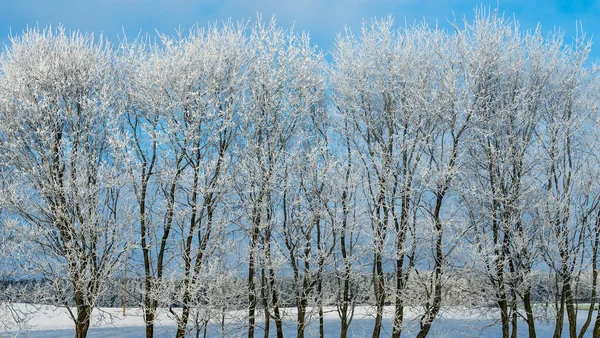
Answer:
[{"left": 74, "top": 303, "right": 92, "bottom": 338}]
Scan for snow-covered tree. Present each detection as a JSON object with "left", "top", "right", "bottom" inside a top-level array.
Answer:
[
  {"left": 0, "top": 26, "right": 131, "bottom": 338},
  {"left": 459, "top": 9, "right": 582, "bottom": 338},
  {"left": 233, "top": 17, "right": 327, "bottom": 338},
  {"left": 534, "top": 29, "right": 599, "bottom": 338},
  {"left": 333, "top": 18, "right": 438, "bottom": 338}
]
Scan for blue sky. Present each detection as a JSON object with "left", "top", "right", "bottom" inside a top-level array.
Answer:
[{"left": 1, "top": 0, "right": 599, "bottom": 60}]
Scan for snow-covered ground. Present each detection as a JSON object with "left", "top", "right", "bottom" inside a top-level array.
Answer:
[{"left": 0, "top": 304, "right": 594, "bottom": 337}]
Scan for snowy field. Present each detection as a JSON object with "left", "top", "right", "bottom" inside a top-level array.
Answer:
[{"left": 0, "top": 304, "right": 594, "bottom": 337}]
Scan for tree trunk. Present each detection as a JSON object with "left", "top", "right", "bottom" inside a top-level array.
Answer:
[
  {"left": 265, "top": 223, "right": 283, "bottom": 338},
  {"left": 297, "top": 244, "right": 311, "bottom": 338},
  {"left": 593, "top": 310, "right": 600, "bottom": 338},
  {"left": 590, "top": 216, "right": 600, "bottom": 338},
  {"left": 564, "top": 275, "right": 577, "bottom": 338},
  {"left": 248, "top": 220, "right": 259, "bottom": 338},
  {"left": 340, "top": 323, "right": 349, "bottom": 338},
  {"left": 372, "top": 249, "right": 385, "bottom": 338},
  {"left": 175, "top": 303, "right": 190, "bottom": 338},
  {"left": 74, "top": 304, "right": 92, "bottom": 338},
  {"left": 392, "top": 267, "right": 404, "bottom": 338},
  {"left": 416, "top": 195, "right": 445, "bottom": 338},
  {"left": 523, "top": 286, "right": 537, "bottom": 338},
  {"left": 339, "top": 258, "right": 352, "bottom": 338},
  {"left": 553, "top": 289, "right": 565, "bottom": 338},
  {"left": 144, "top": 293, "right": 154, "bottom": 338},
  {"left": 318, "top": 281, "right": 324, "bottom": 338},
  {"left": 511, "top": 295, "right": 518, "bottom": 338},
  {"left": 578, "top": 224, "right": 598, "bottom": 338},
  {"left": 339, "top": 136, "right": 353, "bottom": 338},
  {"left": 141, "top": 177, "right": 154, "bottom": 338},
  {"left": 392, "top": 184, "right": 411, "bottom": 338},
  {"left": 297, "top": 302, "right": 306, "bottom": 338},
  {"left": 261, "top": 266, "right": 270, "bottom": 338},
  {"left": 317, "top": 217, "right": 325, "bottom": 338},
  {"left": 498, "top": 295, "right": 510, "bottom": 338}
]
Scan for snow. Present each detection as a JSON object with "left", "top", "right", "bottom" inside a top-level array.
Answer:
[{"left": 0, "top": 304, "right": 594, "bottom": 337}]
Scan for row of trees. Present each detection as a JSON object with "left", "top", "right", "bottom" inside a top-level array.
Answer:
[{"left": 1, "top": 8, "right": 600, "bottom": 338}]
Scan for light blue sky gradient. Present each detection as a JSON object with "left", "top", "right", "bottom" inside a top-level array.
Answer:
[{"left": 0, "top": 0, "right": 599, "bottom": 60}]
